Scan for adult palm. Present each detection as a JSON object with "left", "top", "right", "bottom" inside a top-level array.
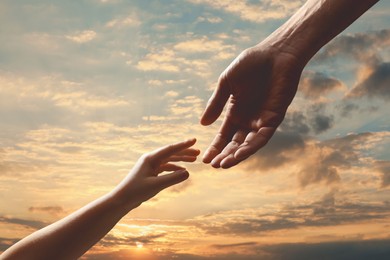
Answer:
[{"left": 201, "top": 44, "right": 304, "bottom": 168}]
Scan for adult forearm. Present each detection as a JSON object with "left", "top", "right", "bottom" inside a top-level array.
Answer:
[{"left": 264, "top": 0, "right": 379, "bottom": 65}]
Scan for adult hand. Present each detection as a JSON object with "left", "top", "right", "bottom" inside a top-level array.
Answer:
[
  {"left": 201, "top": 44, "right": 304, "bottom": 169},
  {"left": 114, "top": 138, "right": 200, "bottom": 209}
]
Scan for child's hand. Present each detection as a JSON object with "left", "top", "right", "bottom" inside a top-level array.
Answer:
[
  {"left": 0, "top": 138, "right": 199, "bottom": 259},
  {"left": 113, "top": 138, "right": 200, "bottom": 210}
]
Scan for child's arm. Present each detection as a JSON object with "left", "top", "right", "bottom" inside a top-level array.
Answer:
[{"left": 1, "top": 138, "right": 199, "bottom": 260}]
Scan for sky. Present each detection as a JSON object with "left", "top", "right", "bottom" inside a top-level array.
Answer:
[{"left": 0, "top": 0, "right": 390, "bottom": 259}]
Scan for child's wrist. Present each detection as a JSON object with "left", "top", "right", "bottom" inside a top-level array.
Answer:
[{"left": 108, "top": 189, "right": 142, "bottom": 214}]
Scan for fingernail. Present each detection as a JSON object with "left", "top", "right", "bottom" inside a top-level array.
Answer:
[
  {"left": 202, "top": 150, "right": 211, "bottom": 163},
  {"left": 210, "top": 159, "right": 220, "bottom": 168},
  {"left": 180, "top": 169, "right": 189, "bottom": 178},
  {"left": 211, "top": 163, "right": 220, "bottom": 169},
  {"left": 234, "top": 149, "right": 245, "bottom": 160}
]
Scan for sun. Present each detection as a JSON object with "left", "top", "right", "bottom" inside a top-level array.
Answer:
[{"left": 136, "top": 242, "right": 144, "bottom": 249}]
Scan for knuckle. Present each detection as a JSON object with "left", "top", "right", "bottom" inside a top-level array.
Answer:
[
  {"left": 165, "top": 144, "right": 176, "bottom": 153},
  {"left": 140, "top": 153, "right": 153, "bottom": 163}
]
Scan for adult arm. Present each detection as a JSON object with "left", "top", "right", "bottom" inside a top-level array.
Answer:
[
  {"left": 1, "top": 139, "right": 199, "bottom": 260},
  {"left": 201, "top": 0, "right": 379, "bottom": 169}
]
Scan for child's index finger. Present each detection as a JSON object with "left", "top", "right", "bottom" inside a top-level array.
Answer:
[{"left": 150, "top": 138, "right": 197, "bottom": 161}]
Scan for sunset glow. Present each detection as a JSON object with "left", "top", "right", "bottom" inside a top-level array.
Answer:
[
  {"left": 136, "top": 242, "right": 143, "bottom": 249},
  {"left": 1, "top": 0, "right": 390, "bottom": 259}
]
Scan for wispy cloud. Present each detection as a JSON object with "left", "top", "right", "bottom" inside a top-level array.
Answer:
[
  {"left": 193, "top": 191, "right": 390, "bottom": 236},
  {"left": 28, "top": 206, "right": 65, "bottom": 217},
  {"left": 187, "top": 0, "right": 304, "bottom": 23},
  {"left": 106, "top": 15, "right": 141, "bottom": 28},
  {"left": 173, "top": 37, "right": 235, "bottom": 57},
  {"left": 0, "top": 216, "right": 47, "bottom": 230},
  {"left": 0, "top": 238, "right": 19, "bottom": 252},
  {"left": 374, "top": 161, "right": 390, "bottom": 188},
  {"left": 136, "top": 34, "right": 237, "bottom": 76},
  {"left": 349, "top": 62, "right": 390, "bottom": 100},
  {"left": 66, "top": 30, "right": 97, "bottom": 43},
  {"left": 314, "top": 29, "right": 390, "bottom": 64},
  {"left": 299, "top": 71, "right": 345, "bottom": 100}
]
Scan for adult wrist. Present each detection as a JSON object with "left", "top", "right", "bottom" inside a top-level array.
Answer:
[{"left": 262, "top": 20, "right": 320, "bottom": 68}]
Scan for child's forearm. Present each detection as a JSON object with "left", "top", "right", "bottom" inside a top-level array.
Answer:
[
  {"left": 2, "top": 139, "right": 198, "bottom": 259},
  {"left": 1, "top": 190, "right": 134, "bottom": 260},
  {"left": 264, "top": 0, "right": 379, "bottom": 65}
]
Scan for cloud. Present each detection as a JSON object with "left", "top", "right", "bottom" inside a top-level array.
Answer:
[
  {"left": 0, "top": 160, "right": 31, "bottom": 177},
  {"left": 297, "top": 132, "right": 372, "bottom": 188},
  {"left": 0, "top": 216, "right": 47, "bottom": 230},
  {"left": 259, "top": 239, "right": 390, "bottom": 260},
  {"left": 245, "top": 130, "right": 305, "bottom": 170},
  {"left": 66, "top": 30, "right": 97, "bottom": 43},
  {"left": 169, "top": 96, "right": 204, "bottom": 118},
  {"left": 147, "top": 79, "right": 189, "bottom": 87},
  {"left": 98, "top": 233, "right": 166, "bottom": 248},
  {"left": 279, "top": 111, "right": 311, "bottom": 135},
  {"left": 299, "top": 72, "right": 344, "bottom": 99},
  {"left": 280, "top": 104, "right": 335, "bottom": 137},
  {"left": 246, "top": 129, "right": 388, "bottom": 188},
  {"left": 0, "top": 73, "right": 132, "bottom": 129},
  {"left": 243, "top": 109, "right": 326, "bottom": 172},
  {"left": 211, "top": 241, "right": 258, "bottom": 249},
  {"left": 310, "top": 114, "right": 334, "bottom": 134},
  {"left": 196, "top": 15, "right": 223, "bottom": 24},
  {"left": 187, "top": 0, "right": 304, "bottom": 23},
  {"left": 23, "top": 32, "right": 62, "bottom": 52},
  {"left": 164, "top": 91, "right": 179, "bottom": 98},
  {"left": 374, "top": 161, "right": 390, "bottom": 188},
  {"left": 84, "top": 249, "right": 159, "bottom": 260},
  {"left": 336, "top": 100, "right": 379, "bottom": 118},
  {"left": 142, "top": 95, "right": 205, "bottom": 123},
  {"left": 314, "top": 29, "right": 390, "bottom": 63},
  {"left": 307, "top": 104, "right": 334, "bottom": 134},
  {"left": 0, "top": 237, "right": 19, "bottom": 252},
  {"left": 106, "top": 14, "right": 141, "bottom": 28},
  {"left": 297, "top": 150, "right": 342, "bottom": 188},
  {"left": 194, "top": 191, "right": 390, "bottom": 236},
  {"left": 307, "top": 30, "right": 390, "bottom": 110},
  {"left": 173, "top": 37, "right": 235, "bottom": 56},
  {"left": 349, "top": 62, "right": 390, "bottom": 100},
  {"left": 136, "top": 36, "right": 236, "bottom": 75},
  {"left": 337, "top": 102, "right": 360, "bottom": 117},
  {"left": 28, "top": 206, "right": 65, "bottom": 217},
  {"left": 136, "top": 49, "right": 181, "bottom": 72},
  {"left": 300, "top": 131, "right": 390, "bottom": 187}
]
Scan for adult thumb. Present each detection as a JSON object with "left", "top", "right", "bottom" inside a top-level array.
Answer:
[{"left": 200, "top": 76, "right": 230, "bottom": 126}]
